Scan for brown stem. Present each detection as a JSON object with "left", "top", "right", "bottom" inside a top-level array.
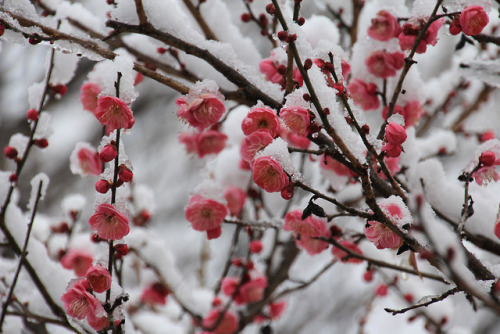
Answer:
[
  {"left": 385, "top": 287, "right": 460, "bottom": 315},
  {"left": 182, "top": 0, "right": 218, "bottom": 41},
  {"left": 450, "top": 84, "right": 494, "bottom": 132}
]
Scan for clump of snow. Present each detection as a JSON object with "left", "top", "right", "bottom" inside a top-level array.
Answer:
[
  {"left": 27, "top": 173, "right": 50, "bottom": 212},
  {"left": 257, "top": 137, "right": 300, "bottom": 181},
  {"left": 182, "top": 79, "right": 224, "bottom": 105},
  {"left": 284, "top": 87, "right": 310, "bottom": 109},
  {"left": 62, "top": 194, "right": 87, "bottom": 214},
  {"left": 33, "top": 113, "right": 53, "bottom": 140},
  {"left": 51, "top": 52, "right": 79, "bottom": 86},
  {"left": 301, "top": 15, "right": 340, "bottom": 49},
  {"left": 192, "top": 179, "right": 226, "bottom": 204},
  {"left": 133, "top": 184, "right": 156, "bottom": 214},
  {"left": 8, "top": 133, "right": 30, "bottom": 158},
  {"left": 27, "top": 81, "right": 44, "bottom": 110},
  {"left": 379, "top": 195, "right": 413, "bottom": 228}
]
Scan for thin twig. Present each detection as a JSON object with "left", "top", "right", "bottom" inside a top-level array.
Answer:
[{"left": 0, "top": 180, "right": 44, "bottom": 331}]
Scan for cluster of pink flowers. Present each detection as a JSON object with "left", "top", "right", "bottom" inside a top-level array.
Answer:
[
  {"left": 259, "top": 53, "right": 303, "bottom": 89},
  {"left": 177, "top": 91, "right": 227, "bottom": 158},
  {"left": 398, "top": 17, "right": 443, "bottom": 54},
  {"left": 450, "top": 5, "right": 489, "bottom": 36},
  {"left": 201, "top": 309, "right": 238, "bottom": 334},
  {"left": 185, "top": 194, "right": 228, "bottom": 239},
  {"left": 284, "top": 210, "right": 330, "bottom": 255},
  {"left": 472, "top": 150, "right": 500, "bottom": 185},
  {"left": 221, "top": 275, "right": 267, "bottom": 305},
  {"left": 61, "top": 265, "right": 112, "bottom": 330},
  {"left": 381, "top": 122, "right": 407, "bottom": 158}
]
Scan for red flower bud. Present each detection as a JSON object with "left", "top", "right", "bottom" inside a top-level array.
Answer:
[
  {"left": 241, "top": 13, "right": 252, "bottom": 22},
  {"left": 479, "top": 151, "right": 496, "bottom": 166},
  {"left": 95, "top": 180, "right": 111, "bottom": 194},
  {"left": 34, "top": 139, "right": 49, "bottom": 148},
  {"left": 114, "top": 243, "right": 129, "bottom": 256},
  {"left": 277, "top": 31, "right": 288, "bottom": 41},
  {"left": 4, "top": 146, "right": 18, "bottom": 160},
  {"left": 157, "top": 47, "right": 167, "bottom": 54},
  {"left": 99, "top": 144, "right": 117, "bottom": 162},
  {"left": 249, "top": 240, "right": 263, "bottom": 254},
  {"left": 304, "top": 58, "right": 312, "bottom": 70},
  {"left": 26, "top": 109, "right": 39, "bottom": 121},
  {"left": 118, "top": 165, "right": 133, "bottom": 182}
]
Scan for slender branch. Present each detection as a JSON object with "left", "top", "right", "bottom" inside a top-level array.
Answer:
[
  {"left": 377, "top": 0, "right": 445, "bottom": 140},
  {"left": 385, "top": 287, "right": 460, "bottom": 315},
  {"left": 450, "top": 84, "right": 494, "bottom": 132},
  {"left": 0, "top": 180, "right": 44, "bottom": 331},
  {"left": 324, "top": 237, "right": 448, "bottom": 283},
  {"left": 133, "top": 0, "right": 148, "bottom": 26},
  {"left": 182, "top": 0, "right": 218, "bottom": 41}
]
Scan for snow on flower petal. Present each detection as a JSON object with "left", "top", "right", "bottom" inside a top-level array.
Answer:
[
  {"left": 88, "top": 203, "right": 130, "bottom": 240},
  {"left": 251, "top": 156, "right": 289, "bottom": 193},
  {"left": 94, "top": 96, "right": 135, "bottom": 135}
]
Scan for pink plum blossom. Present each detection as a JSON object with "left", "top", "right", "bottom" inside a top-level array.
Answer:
[
  {"left": 241, "top": 107, "right": 281, "bottom": 138},
  {"left": 279, "top": 106, "right": 310, "bottom": 136},
  {"left": 382, "top": 101, "right": 424, "bottom": 127},
  {"left": 331, "top": 240, "right": 364, "bottom": 264},
  {"left": 284, "top": 210, "right": 331, "bottom": 255},
  {"left": 240, "top": 130, "right": 274, "bottom": 162},
  {"left": 365, "top": 51, "right": 405, "bottom": 79},
  {"left": 94, "top": 96, "right": 135, "bottom": 135},
  {"left": 224, "top": 186, "right": 246, "bottom": 217},
  {"left": 201, "top": 309, "right": 238, "bottom": 334},
  {"left": 88, "top": 203, "right": 130, "bottom": 240},
  {"left": 251, "top": 156, "right": 289, "bottom": 193},
  {"left": 269, "top": 301, "right": 287, "bottom": 319},
  {"left": 80, "top": 82, "right": 101, "bottom": 114},
  {"left": 178, "top": 132, "right": 198, "bottom": 155},
  {"left": 279, "top": 125, "right": 310, "bottom": 149},
  {"left": 176, "top": 93, "right": 225, "bottom": 130},
  {"left": 85, "top": 265, "right": 112, "bottom": 293},
  {"left": 364, "top": 220, "right": 401, "bottom": 249},
  {"left": 320, "top": 154, "right": 357, "bottom": 177},
  {"left": 185, "top": 194, "right": 228, "bottom": 239},
  {"left": 347, "top": 78, "right": 380, "bottom": 111},
  {"left": 460, "top": 5, "right": 489, "bottom": 36},
  {"left": 87, "top": 314, "right": 109, "bottom": 331},
  {"left": 367, "top": 10, "right": 400, "bottom": 41},
  {"left": 195, "top": 130, "right": 227, "bottom": 158},
  {"left": 140, "top": 282, "right": 169, "bottom": 306},
  {"left": 61, "top": 279, "right": 105, "bottom": 320},
  {"left": 221, "top": 276, "right": 267, "bottom": 305},
  {"left": 385, "top": 122, "right": 407, "bottom": 145},
  {"left": 61, "top": 250, "right": 93, "bottom": 277},
  {"left": 398, "top": 18, "right": 444, "bottom": 54}
]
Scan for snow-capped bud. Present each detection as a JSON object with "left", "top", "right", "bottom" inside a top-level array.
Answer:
[
  {"left": 114, "top": 243, "right": 129, "bottom": 256},
  {"left": 249, "top": 240, "right": 263, "bottom": 254},
  {"left": 95, "top": 180, "right": 111, "bottom": 194},
  {"left": 479, "top": 151, "right": 496, "bottom": 166},
  {"left": 118, "top": 165, "right": 133, "bottom": 182},
  {"left": 277, "top": 31, "right": 288, "bottom": 41},
  {"left": 26, "top": 109, "right": 39, "bottom": 121},
  {"left": 385, "top": 122, "right": 407, "bottom": 145},
  {"left": 99, "top": 144, "right": 117, "bottom": 162},
  {"left": 50, "top": 84, "right": 67, "bottom": 97},
  {"left": 4, "top": 146, "right": 18, "bottom": 160},
  {"left": 34, "top": 138, "right": 49, "bottom": 148},
  {"left": 241, "top": 13, "right": 251, "bottom": 22}
]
